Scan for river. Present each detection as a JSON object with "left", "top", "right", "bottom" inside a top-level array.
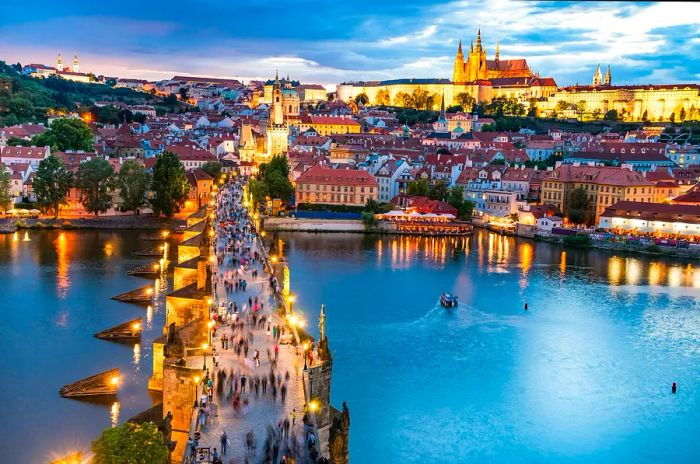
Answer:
[
  {"left": 2, "top": 229, "right": 700, "bottom": 463},
  {"left": 277, "top": 230, "right": 700, "bottom": 463},
  {"left": 0, "top": 229, "right": 169, "bottom": 464}
]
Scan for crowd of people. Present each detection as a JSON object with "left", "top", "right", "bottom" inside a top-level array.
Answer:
[{"left": 186, "top": 176, "right": 319, "bottom": 464}]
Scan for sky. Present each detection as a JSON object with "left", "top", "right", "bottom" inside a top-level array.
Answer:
[{"left": 1, "top": 1, "right": 699, "bottom": 89}]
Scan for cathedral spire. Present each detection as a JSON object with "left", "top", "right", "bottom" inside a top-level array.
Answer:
[
  {"left": 593, "top": 64, "right": 602, "bottom": 87},
  {"left": 439, "top": 90, "right": 446, "bottom": 121},
  {"left": 495, "top": 42, "right": 500, "bottom": 62},
  {"left": 604, "top": 65, "right": 611, "bottom": 86},
  {"left": 476, "top": 29, "right": 482, "bottom": 50},
  {"left": 470, "top": 40, "right": 473, "bottom": 53},
  {"left": 457, "top": 38, "right": 463, "bottom": 55}
]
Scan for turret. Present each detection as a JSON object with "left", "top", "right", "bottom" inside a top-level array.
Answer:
[
  {"left": 604, "top": 65, "right": 611, "bottom": 86},
  {"left": 57, "top": 52, "right": 63, "bottom": 71},
  {"left": 72, "top": 54, "right": 79, "bottom": 73},
  {"left": 592, "top": 64, "right": 602, "bottom": 87},
  {"left": 453, "top": 39, "right": 465, "bottom": 83},
  {"left": 495, "top": 42, "right": 500, "bottom": 63},
  {"left": 475, "top": 29, "right": 482, "bottom": 51}
]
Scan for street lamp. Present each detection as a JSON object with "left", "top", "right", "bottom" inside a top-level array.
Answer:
[
  {"left": 303, "top": 341, "right": 309, "bottom": 370},
  {"left": 193, "top": 375, "right": 201, "bottom": 407},
  {"left": 287, "top": 294, "right": 296, "bottom": 315},
  {"left": 202, "top": 342, "right": 209, "bottom": 370},
  {"left": 207, "top": 320, "right": 215, "bottom": 346}
]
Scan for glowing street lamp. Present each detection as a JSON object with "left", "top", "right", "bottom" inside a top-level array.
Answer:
[
  {"left": 287, "top": 293, "right": 296, "bottom": 314},
  {"left": 193, "top": 375, "right": 201, "bottom": 407},
  {"left": 162, "top": 230, "right": 169, "bottom": 238},
  {"left": 303, "top": 341, "right": 310, "bottom": 370},
  {"left": 202, "top": 342, "right": 209, "bottom": 370},
  {"left": 111, "top": 376, "right": 120, "bottom": 387},
  {"left": 308, "top": 399, "right": 319, "bottom": 413},
  {"left": 207, "top": 320, "right": 215, "bottom": 345}
]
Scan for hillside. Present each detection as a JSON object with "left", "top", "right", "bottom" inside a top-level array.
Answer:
[{"left": 0, "top": 60, "right": 187, "bottom": 126}]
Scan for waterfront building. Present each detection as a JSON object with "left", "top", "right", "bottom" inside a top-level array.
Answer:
[
  {"left": 374, "top": 158, "right": 413, "bottom": 202},
  {"left": 598, "top": 201, "right": 700, "bottom": 238},
  {"left": 295, "top": 164, "right": 378, "bottom": 206},
  {"left": 541, "top": 164, "right": 655, "bottom": 222}
]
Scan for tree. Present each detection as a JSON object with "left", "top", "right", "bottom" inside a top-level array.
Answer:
[
  {"left": 407, "top": 178, "right": 430, "bottom": 196},
  {"left": 429, "top": 180, "right": 449, "bottom": 201},
  {"left": 0, "top": 170, "right": 12, "bottom": 212},
  {"left": 603, "top": 109, "right": 618, "bottom": 121},
  {"left": 354, "top": 93, "right": 369, "bottom": 105},
  {"left": 32, "top": 118, "right": 94, "bottom": 151},
  {"left": 447, "top": 186, "right": 474, "bottom": 220},
  {"left": 91, "top": 421, "right": 168, "bottom": 464},
  {"left": 670, "top": 112, "right": 676, "bottom": 123},
  {"left": 555, "top": 100, "right": 569, "bottom": 115},
  {"left": 680, "top": 107, "right": 687, "bottom": 121},
  {"left": 642, "top": 110, "right": 649, "bottom": 122},
  {"left": 375, "top": 89, "right": 390, "bottom": 106},
  {"left": 411, "top": 88, "right": 430, "bottom": 110},
  {"left": 200, "top": 161, "right": 223, "bottom": 180},
  {"left": 150, "top": 151, "right": 190, "bottom": 217},
  {"left": 394, "top": 91, "right": 413, "bottom": 108},
  {"left": 455, "top": 93, "right": 476, "bottom": 112},
  {"left": 248, "top": 177, "right": 269, "bottom": 209},
  {"left": 164, "top": 93, "right": 178, "bottom": 105},
  {"left": 9, "top": 97, "right": 34, "bottom": 119},
  {"left": 576, "top": 100, "right": 587, "bottom": 120},
  {"left": 566, "top": 187, "right": 591, "bottom": 225},
  {"left": 33, "top": 155, "right": 73, "bottom": 217},
  {"left": 266, "top": 170, "right": 295, "bottom": 201},
  {"left": 75, "top": 158, "right": 115, "bottom": 215},
  {"left": 117, "top": 160, "right": 150, "bottom": 213},
  {"left": 179, "top": 87, "right": 189, "bottom": 101}
]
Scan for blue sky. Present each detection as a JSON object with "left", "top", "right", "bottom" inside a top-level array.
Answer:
[{"left": 1, "top": 1, "right": 699, "bottom": 88}]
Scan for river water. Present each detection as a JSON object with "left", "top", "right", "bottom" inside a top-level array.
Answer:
[
  {"left": 2, "top": 229, "right": 700, "bottom": 463},
  {"left": 277, "top": 230, "right": 700, "bottom": 463},
  {"left": 0, "top": 229, "right": 170, "bottom": 464}
]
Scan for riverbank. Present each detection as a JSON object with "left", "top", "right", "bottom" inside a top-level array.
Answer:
[{"left": 0, "top": 216, "right": 185, "bottom": 233}]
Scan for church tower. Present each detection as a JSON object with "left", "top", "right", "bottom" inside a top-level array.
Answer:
[
  {"left": 57, "top": 53, "right": 63, "bottom": 71},
  {"left": 604, "top": 65, "right": 611, "bottom": 86},
  {"left": 592, "top": 64, "right": 603, "bottom": 87},
  {"left": 266, "top": 71, "right": 289, "bottom": 159},
  {"left": 465, "top": 29, "right": 487, "bottom": 82},
  {"left": 72, "top": 54, "right": 79, "bottom": 73},
  {"left": 452, "top": 39, "right": 465, "bottom": 83}
]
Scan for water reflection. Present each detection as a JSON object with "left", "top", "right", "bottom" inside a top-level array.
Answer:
[
  {"left": 55, "top": 232, "right": 70, "bottom": 298},
  {"left": 110, "top": 402, "right": 120, "bottom": 428},
  {"left": 133, "top": 343, "right": 141, "bottom": 367}
]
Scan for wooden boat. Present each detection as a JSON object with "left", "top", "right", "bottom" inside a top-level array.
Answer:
[
  {"left": 128, "top": 261, "right": 162, "bottom": 277},
  {"left": 94, "top": 317, "right": 142, "bottom": 340},
  {"left": 134, "top": 248, "right": 165, "bottom": 257},
  {"left": 111, "top": 285, "right": 154, "bottom": 304},
  {"left": 59, "top": 368, "right": 119, "bottom": 398},
  {"left": 440, "top": 293, "right": 458, "bottom": 308}
]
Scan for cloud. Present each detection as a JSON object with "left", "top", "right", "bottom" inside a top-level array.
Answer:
[{"left": 0, "top": 1, "right": 698, "bottom": 86}]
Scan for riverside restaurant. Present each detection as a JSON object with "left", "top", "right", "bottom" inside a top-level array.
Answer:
[{"left": 374, "top": 210, "right": 473, "bottom": 236}]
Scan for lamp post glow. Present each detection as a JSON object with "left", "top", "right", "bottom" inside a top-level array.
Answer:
[
  {"left": 193, "top": 375, "right": 201, "bottom": 407},
  {"left": 303, "top": 341, "right": 309, "bottom": 370},
  {"left": 207, "top": 320, "right": 215, "bottom": 346},
  {"left": 287, "top": 294, "right": 296, "bottom": 315},
  {"left": 202, "top": 342, "right": 209, "bottom": 370}
]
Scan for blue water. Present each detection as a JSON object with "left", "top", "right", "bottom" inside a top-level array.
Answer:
[
  {"left": 0, "top": 230, "right": 169, "bottom": 463},
  {"left": 278, "top": 231, "right": 700, "bottom": 463}
]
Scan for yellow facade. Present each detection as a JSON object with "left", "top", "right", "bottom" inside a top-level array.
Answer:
[
  {"left": 541, "top": 175, "right": 654, "bottom": 223},
  {"left": 541, "top": 85, "right": 700, "bottom": 122},
  {"left": 296, "top": 121, "right": 362, "bottom": 136}
]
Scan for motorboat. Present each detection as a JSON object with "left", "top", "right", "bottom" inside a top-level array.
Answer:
[{"left": 440, "top": 293, "right": 458, "bottom": 308}]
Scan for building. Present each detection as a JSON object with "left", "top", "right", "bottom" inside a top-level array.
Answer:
[
  {"left": 374, "top": 158, "right": 412, "bottom": 203},
  {"left": 266, "top": 73, "right": 290, "bottom": 159},
  {"left": 337, "top": 30, "right": 557, "bottom": 108},
  {"left": 296, "top": 116, "right": 361, "bottom": 136},
  {"left": 598, "top": 201, "right": 700, "bottom": 238},
  {"left": 295, "top": 165, "right": 378, "bottom": 206},
  {"left": 295, "top": 84, "right": 327, "bottom": 102},
  {"left": 541, "top": 164, "right": 654, "bottom": 222}
]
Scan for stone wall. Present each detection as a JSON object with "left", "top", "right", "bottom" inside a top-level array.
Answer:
[
  {"left": 162, "top": 363, "right": 202, "bottom": 462},
  {"left": 264, "top": 217, "right": 366, "bottom": 233},
  {"left": 148, "top": 338, "right": 165, "bottom": 391},
  {"left": 165, "top": 293, "right": 208, "bottom": 329}
]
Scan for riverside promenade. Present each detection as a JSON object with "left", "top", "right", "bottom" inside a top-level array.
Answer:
[{"left": 185, "top": 179, "right": 315, "bottom": 463}]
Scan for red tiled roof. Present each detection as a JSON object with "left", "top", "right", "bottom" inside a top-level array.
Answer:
[{"left": 297, "top": 164, "right": 377, "bottom": 187}]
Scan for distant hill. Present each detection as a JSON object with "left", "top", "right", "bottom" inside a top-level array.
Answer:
[{"left": 0, "top": 60, "right": 187, "bottom": 126}]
